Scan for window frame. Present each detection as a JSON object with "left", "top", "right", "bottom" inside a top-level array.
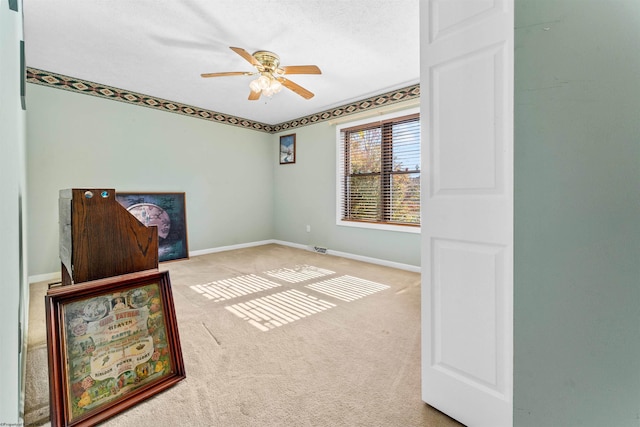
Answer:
[{"left": 335, "top": 107, "right": 421, "bottom": 234}]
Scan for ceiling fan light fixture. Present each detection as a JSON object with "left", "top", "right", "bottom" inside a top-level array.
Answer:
[
  {"left": 257, "top": 75, "right": 271, "bottom": 90},
  {"left": 270, "top": 79, "right": 282, "bottom": 93},
  {"left": 249, "top": 79, "right": 262, "bottom": 93},
  {"left": 263, "top": 86, "right": 275, "bottom": 97},
  {"left": 205, "top": 46, "right": 320, "bottom": 101},
  {"left": 249, "top": 74, "right": 283, "bottom": 98}
]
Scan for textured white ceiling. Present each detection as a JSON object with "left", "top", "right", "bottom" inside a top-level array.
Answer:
[{"left": 23, "top": 0, "right": 419, "bottom": 125}]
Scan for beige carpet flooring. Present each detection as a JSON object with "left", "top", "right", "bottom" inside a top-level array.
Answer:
[{"left": 24, "top": 244, "right": 463, "bottom": 427}]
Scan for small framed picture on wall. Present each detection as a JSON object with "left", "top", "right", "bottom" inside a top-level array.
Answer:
[{"left": 279, "top": 134, "right": 296, "bottom": 164}]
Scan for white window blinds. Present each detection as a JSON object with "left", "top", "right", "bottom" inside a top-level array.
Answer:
[{"left": 338, "top": 112, "right": 420, "bottom": 227}]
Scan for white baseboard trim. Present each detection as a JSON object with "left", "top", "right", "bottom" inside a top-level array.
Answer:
[
  {"left": 30, "top": 239, "right": 420, "bottom": 283},
  {"left": 28, "top": 242, "right": 278, "bottom": 284},
  {"left": 328, "top": 248, "right": 420, "bottom": 273},
  {"left": 272, "top": 240, "right": 421, "bottom": 273},
  {"left": 270, "top": 240, "right": 308, "bottom": 251},
  {"left": 189, "top": 240, "right": 277, "bottom": 257}
]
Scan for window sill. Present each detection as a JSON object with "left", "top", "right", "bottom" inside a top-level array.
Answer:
[{"left": 337, "top": 219, "right": 421, "bottom": 234}]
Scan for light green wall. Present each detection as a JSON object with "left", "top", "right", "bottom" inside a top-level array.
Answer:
[
  {"left": 26, "top": 85, "right": 420, "bottom": 277},
  {"left": 272, "top": 113, "right": 421, "bottom": 268},
  {"left": 27, "top": 84, "right": 274, "bottom": 276},
  {"left": 0, "top": 1, "right": 25, "bottom": 423},
  {"left": 514, "top": 0, "right": 640, "bottom": 425}
]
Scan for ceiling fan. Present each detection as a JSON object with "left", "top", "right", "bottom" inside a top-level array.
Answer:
[{"left": 201, "top": 46, "right": 321, "bottom": 101}]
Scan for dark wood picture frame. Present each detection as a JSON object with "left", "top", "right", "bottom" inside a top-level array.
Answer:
[
  {"left": 279, "top": 133, "right": 296, "bottom": 164},
  {"left": 116, "top": 192, "right": 189, "bottom": 262},
  {"left": 46, "top": 270, "right": 186, "bottom": 427}
]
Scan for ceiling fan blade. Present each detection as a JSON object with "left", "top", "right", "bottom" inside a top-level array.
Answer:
[
  {"left": 201, "top": 71, "right": 251, "bottom": 78},
  {"left": 248, "top": 90, "right": 261, "bottom": 101},
  {"left": 281, "top": 65, "right": 322, "bottom": 75},
  {"left": 277, "top": 77, "right": 315, "bottom": 100},
  {"left": 230, "top": 46, "right": 260, "bottom": 67}
]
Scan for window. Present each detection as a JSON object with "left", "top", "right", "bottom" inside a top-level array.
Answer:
[{"left": 337, "top": 109, "right": 420, "bottom": 231}]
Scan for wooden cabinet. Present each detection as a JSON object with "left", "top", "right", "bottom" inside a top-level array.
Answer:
[{"left": 59, "top": 188, "right": 158, "bottom": 285}]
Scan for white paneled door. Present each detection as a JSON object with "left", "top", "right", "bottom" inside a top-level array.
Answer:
[{"left": 420, "top": 1, "right": 514, "bottom": 426}]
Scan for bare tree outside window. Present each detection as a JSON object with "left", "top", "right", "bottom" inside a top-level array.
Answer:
[{"left": 339, "top": 113, "right": 420, "bottom": 227}]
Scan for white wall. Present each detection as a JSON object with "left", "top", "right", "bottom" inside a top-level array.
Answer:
[
  {"left": 0, "top": 1, "right": 26, "bottom": 423},
  {"left": 27, "top": 84, "right": 274, "bottom": 277}
]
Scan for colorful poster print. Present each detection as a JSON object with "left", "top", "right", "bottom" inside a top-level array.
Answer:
[{"left": 62, "top": 282, "right": 172, "bottom": 421}]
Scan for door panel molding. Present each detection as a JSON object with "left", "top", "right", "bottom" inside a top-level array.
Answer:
[
  {"left": 431, "top": 238, "right": 508, "bottom": 397},
  {"left": 430, "top": 43, "right": 507, "bottom": 196},
  {"left": 421, "top": 0, "right": 514, "bottom": 425}
]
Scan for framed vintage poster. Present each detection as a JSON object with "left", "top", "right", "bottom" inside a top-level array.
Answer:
[
  {"left": 46, "top": 270, "right": 186, "bottom": 427},
  {"left": 279, "top": 133, "right": 296, "bottom": 164},
  {"left": 116, "top": 192, "right": 188, "bottom": 262}
]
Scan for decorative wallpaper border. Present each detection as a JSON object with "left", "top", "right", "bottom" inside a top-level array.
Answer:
[
  {"left": 270, "top": 84, "right": 420, "bottom": 133},
  {"left": 26, "top": 67, "right": 420, "bottom": 133}
]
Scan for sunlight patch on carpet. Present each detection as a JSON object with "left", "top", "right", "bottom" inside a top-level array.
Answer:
[
  {"left": 263, "top": 265, "right": 335, "bottom": 283},
  {"left": 225, "top": 289, "right": 336, "bottom": 331},
  {"left": 190, "top": 274, "right": 281, "bottom": 302},
  {"left": 305, "top": 275, "right": 390, "bottom": 302}
]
